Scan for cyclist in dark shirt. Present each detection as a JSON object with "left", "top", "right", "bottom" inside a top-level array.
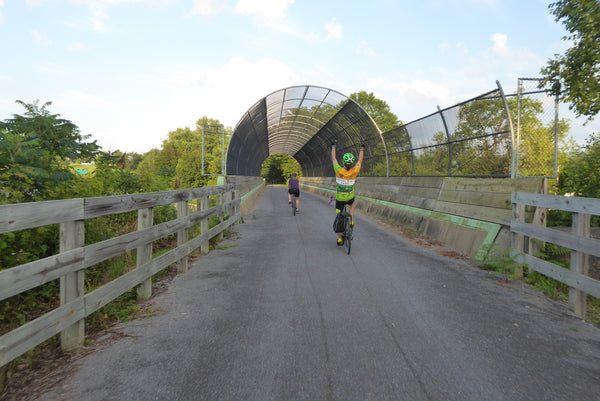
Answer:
[{"left": 287, "top": 172, "right": 300, "bottom": 212}]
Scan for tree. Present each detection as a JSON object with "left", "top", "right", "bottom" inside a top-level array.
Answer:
[
  {"left": 558, "top": 133, "right": 600, "bottom": 198},
  {"left": 135, "top": 149, "right": 170, "bottom": 191},
  {"left": 260, "top": 154, "right": 300, "bottom": 184},
  {"left": 349, "top": 91, "right": 401, "bottom": 132},
  {"left": 540, "top": 0, "right": 600, "bottom": 120},
  {"left": 0, "top": 100, "right": 100, "bottom": 202},
  {"left": 175, "top": 117, "right": 231, "bottom": 188}
]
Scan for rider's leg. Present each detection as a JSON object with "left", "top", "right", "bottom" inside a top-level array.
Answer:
[{"left": 335, "top": 201, "right": 343, "bottom": 245}]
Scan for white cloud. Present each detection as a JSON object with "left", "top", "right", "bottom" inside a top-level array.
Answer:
[
  {"left": 0, "top": 0, "right": 4, "bottom": 25},
  {"left": 356, "top": 40, "right": 376, "bottom": 56},
  {"left": 68, "top": 42, "right": 88, "bottom": 51},
  {"left": 190, "top": 0, "right": 228, "bottom": 16},
  {"left": 324, "top": 17, "right": 342, "bottom": 41},
  {"left": 491, "top": 32, "right": 509, "bottom": 56},
  {"left": 168, "top": 56, "right": 299, "bottom": 129},
  {"left": 439, "top": 40, "right": 452, "bottom": 54},
  {"left": 57, "top": 57, "right": 300, "bottom": 153},
  {"left": 234, "top": 0, "right": 294, "bottom": 22},
  {"left": 88, "top": 3, "right": 109, "bottom": 32},
  {"left": 365, "top": 77, "right": 454, "bottom": 122},
  {"left": 30, "top": 29, "right": 52, "bottom": 45}
]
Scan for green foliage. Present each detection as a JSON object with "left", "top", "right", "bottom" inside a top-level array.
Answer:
[
  {"left": 540, "top": 0, "right": 600, "bottom": 120},
  {"left": 532, "top": 239, "right": 571, "bottom": 267},
  {"left": 0, "top": 281, "right": 59, "bottom": 335},
  {"left": 86, "top": 289, "right": 138, "bottom": 333},
  {"left": 558, "top": 133, "right": 600, "bottom": 198},
  {"left": 546, "top": 209, "right": 573, "bottom": 227},
  {"left": 525, "top": 271, "right": 569, "bottom": 301},
  {"left": 349, "top": 91, "right": 401, "bottom": 132},
  {"left": 135, "top": 149, "right": 174, "bottom": 191},
  {"left": 261, "top": 154, "right": 301, "bottom": 184},
  {"left": 0, "top": 101, "right": 235, "bottom": 382},
  {"left": 134, "top": 117, "right": 230, "bottom": 190},
  {"left": 523, "top": 240, "right": 570, "bottom": 301},
  {"left": 480, "top": 246, "right": 524, "bottom": 281},
  {"left": 0, "top": 100, "right": 100, "bottom": 203},
  {"left": 0, "top": 224, "right": 58, "bottom": 270}
]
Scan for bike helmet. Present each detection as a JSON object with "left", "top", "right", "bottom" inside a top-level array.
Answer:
[
  {"left": 291, "top": 173, "right": 297, "bottom": 178},
  {"left": 343, "top": 153, "right": 355, "bottom": 164}
]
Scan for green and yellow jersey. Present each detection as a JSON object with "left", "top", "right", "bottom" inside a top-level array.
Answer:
[{"left": 333, "top": 161, "right": 361, "bottom": 201}]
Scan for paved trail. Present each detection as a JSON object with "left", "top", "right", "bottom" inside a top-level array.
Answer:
[{"left": 41, "top": 186, "right": 600, "bottom": 401}]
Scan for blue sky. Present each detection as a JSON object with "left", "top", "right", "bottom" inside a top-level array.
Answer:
[{"left": 1, "top": 0, "right": 598, "bottom": 154}]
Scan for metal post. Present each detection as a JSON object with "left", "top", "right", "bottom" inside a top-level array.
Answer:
[
  {"left": 516, "top": 79, "right": 522, "bottom": 178},
  {"left": 497, "top": 80, "right": 516, "bottom": 179},
  {"left": 201, "top": 126, "right": 205, "bottom": 176},
  {"left": 554, "top": 96, "right": 559, "bottom": 178},
  {"left": 438, "top": 105, "right": 452, "bottom": 176}
]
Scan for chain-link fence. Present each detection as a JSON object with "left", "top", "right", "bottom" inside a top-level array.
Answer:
[
  {"left": 514, "top": 78, "right": 558, "bottom": 178},
  {"left": 380, "top": 85, "right": 512, "bottom": 177},
  {"left": 374, "top": 79, "right": 558, "bottom": 178}
]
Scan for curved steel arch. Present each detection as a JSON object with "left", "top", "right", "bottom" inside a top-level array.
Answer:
[{"left": 226, "top": 85, "right": 389, "bottom": 177}]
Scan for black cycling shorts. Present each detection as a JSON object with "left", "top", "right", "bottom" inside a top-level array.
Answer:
[
  {"left": 288, "top": 188, "right": 300, "bottom": 197},
  {"left": 335, "top": 197, "right": 354, "bottom": 211}
]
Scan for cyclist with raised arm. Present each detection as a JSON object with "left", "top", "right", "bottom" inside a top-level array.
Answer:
[
  {"left": 331, "top": 142, "right": 364, "bottom": 246},
  {"left": 287, "top": 172, "right": 300, "bottom": 213}
]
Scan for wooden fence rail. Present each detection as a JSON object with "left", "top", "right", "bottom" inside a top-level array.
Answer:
[
  {"left": 511, "top": 192, "right": 600, "bottom": 319},
  {"left": 0, "top": 184, "right": 241, "bottom": 367}
]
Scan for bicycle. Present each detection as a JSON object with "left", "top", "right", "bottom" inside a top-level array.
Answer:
[
  {"left": 338, "top": 204, "right": 353, "bottom": 254},
  {"left": 291, "top": 192, "right": 297, "bottom": 216}
]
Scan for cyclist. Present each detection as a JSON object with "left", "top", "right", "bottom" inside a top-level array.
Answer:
[
  {"left": 331, "top": 142, "right": 364, "bottom": 246},
  {"left": 287, "top": 172, "right": 300, "bottom": 213}
]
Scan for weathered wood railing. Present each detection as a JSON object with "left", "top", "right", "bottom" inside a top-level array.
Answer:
[
  {"left": 511, "top": 192, "right": 600, "bottom": 318},
  {"left": 0, "top": 184, "right": 241, "bottom": 367}
]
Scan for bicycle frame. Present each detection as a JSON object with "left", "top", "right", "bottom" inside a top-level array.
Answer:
[{"left": 340, "top": 204, "right": 353, "bottom": 254}]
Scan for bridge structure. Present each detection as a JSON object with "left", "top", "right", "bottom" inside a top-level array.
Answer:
[
  {"left": 226, "top": 81, "right": 558, "bottom": 180},
  {"left": 1, "top": 84, "right": 599, "bottom": 400}
]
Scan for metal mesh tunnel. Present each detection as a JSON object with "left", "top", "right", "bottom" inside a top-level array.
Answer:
[
  {"left": 226, "top": 85, "right": 387, "bottom": 177},
  {"left": 225, "top": 81, "right": 554, "bottom": 179}
]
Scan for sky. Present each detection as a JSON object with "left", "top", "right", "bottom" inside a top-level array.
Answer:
[{"left": 1, "top": 0, "right": 598, "bottom": 154}]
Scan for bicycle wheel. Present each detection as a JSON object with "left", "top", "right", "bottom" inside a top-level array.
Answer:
[
  {"left": 344, "top": 215, "right": 351, "bottom": 254},
  {"left": 292, "top": 195, "right": 296, "bottom": 215}
]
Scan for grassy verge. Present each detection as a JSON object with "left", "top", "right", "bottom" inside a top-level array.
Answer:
[{"left": 480, "top": 245, "right": 600, "bottom": 325}]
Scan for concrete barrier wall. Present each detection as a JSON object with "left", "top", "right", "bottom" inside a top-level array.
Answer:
[
  {"left": 300, "top": 176, "right": 545, "bottom": 260},
  {"left": 226, "top": 176, "right": 266, "bottom": 218}
]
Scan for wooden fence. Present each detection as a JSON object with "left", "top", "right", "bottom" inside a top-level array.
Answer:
[
  {"left": 0, "top": 184, "right": 241, "bottom": 367},
  {"left": 511, "top": 192, "right": 600, "bottom": 318}
]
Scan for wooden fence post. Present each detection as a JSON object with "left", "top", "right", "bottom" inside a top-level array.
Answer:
[
  {"left": 511, "top": 198, "right": 525, "bottom": 278},
  {"left": 234, "top": 189, "right": 241, "bottom": 223},
  {"left": 59, "top": 220, "right": 85, "bottom": 351},
  {"left": 217, "top": 191, "right": 225, "bottom": 241},
  {"left": 177, "top": 200, "right": 189, "bottom": 274},
  {"left": 529, "top": 178, "right": 547, "bottom": 265},
  {"left": 200, "top": 196, "right": 209, "bottom": 254},
  {"left": 570, "top": 212, "right": 590, "bottom": 318},
  {"left": 136, "top": 207, "right": 153, "bottom": 301}
]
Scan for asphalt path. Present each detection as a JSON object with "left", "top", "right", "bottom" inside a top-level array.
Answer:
[{"left": 41, "top": 186, "right": 600, "bottom": 401}]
